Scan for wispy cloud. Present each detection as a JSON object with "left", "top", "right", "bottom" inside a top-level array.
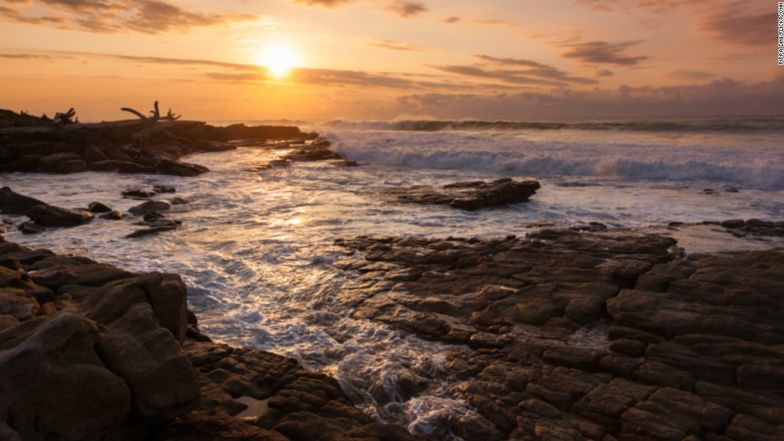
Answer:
[
  {"left": 371, "top": 38, "right": 422, "bottom": 51},
  {"left": 398, "top": 77, "right": 784, "bottom": 118},
  {"left": 432, "top": 55, "right": 598, "bottom": 87},
  {"left": 1, "top": 49, "right": 523, "bottom": 92},
  {"left": 700, "top": 5, "right": 772, "bottom": 47},
  {"left": 293, "top": 0, "right": 355, "bottom": 6},
  {"left": 384, "top": 1, "right": 427, "bottom": 18},
  {"left": 561, "top": 40, "right": 647, "bottom": 66},
  {"left": 0, "top": 0, "right": 257, "bottom": 34}
]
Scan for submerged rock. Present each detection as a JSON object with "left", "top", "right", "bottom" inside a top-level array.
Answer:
[
  {"left": 122, "top": 189, "right": 154, "bottom": 199},
  {"left": 386, "top": 178, "right": 541, "bottom": 210}
]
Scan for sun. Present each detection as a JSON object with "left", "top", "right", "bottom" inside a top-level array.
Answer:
[{"left": 258, "top": 42, "right": 302, "bottom": 79}]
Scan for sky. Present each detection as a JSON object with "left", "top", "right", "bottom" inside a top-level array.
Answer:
[{"left": 0, "top": 0, "right": 782, "bottom": 121}]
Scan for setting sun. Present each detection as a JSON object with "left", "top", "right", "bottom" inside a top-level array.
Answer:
[{"left": 258, "top": 41, "right": 301, "bottom": 79}]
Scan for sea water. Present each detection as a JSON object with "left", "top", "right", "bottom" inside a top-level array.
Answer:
[{"left": 3, "top": 117, "right": 783, "bottom": 439}]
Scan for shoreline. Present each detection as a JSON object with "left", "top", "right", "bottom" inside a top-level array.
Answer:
[
  {"left": 2, "top": 109, "right": 783, "bottom": 441},
  {"left": 2, "top": 219, "right": 783, "bottom": 440}
]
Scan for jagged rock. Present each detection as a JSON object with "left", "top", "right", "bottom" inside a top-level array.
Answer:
[
  {"left": 386, "top": 178, "right": 541, "bottom": 210},
  {"left": 0, "top": 187, "right": 46, "bottom": 215}
]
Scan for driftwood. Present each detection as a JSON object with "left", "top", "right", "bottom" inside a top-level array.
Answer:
[
  {"left": 53, "top": 108, "right": 76, "bottom": 125},
  {"left": 120, "top": 101, "right": 183, "bottom": 145}
]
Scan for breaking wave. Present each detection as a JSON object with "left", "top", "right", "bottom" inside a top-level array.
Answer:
[
  {"left": 324, "top": 117, "right": 784, "bottom": 133},
  {"left": 331, "top": 131, "right": 784, "bottom": 190}
]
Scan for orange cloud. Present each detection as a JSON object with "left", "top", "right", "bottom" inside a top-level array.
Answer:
[{"left": 0, "top": 0, "right": 257, "bottom": 33}]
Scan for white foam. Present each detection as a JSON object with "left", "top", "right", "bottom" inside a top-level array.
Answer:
[{"left": 328, "top": 129, "right": 784, "bottom": 190}]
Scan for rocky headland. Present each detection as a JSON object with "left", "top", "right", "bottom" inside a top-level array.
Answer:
[{"left": 0, "top": 106, "right": 335, "bottom": 176}]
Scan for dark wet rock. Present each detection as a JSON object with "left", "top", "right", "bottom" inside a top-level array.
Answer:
[
  {"left": 122, "top": 189, "right": 154, "bottom": 199},
  {"left": 280, "top": 138, "right": 344, "bottom": 162},
  {"left": 334, "top": 230, "right": 784, "bottom": 440},
  {"left": 386, "top": 178, "right": 541, "bottom": 210},
  {"left": 127, "top": 214, "right": 181, "bottom": 238},
  {"left": 88, "top": 201, "right": 112, "bottom": 213},
  {"left": 169, "top": 196, "right": 190, "bottom": 205},
  {"left": 129, "top": 200, "right": 171, "bottom": 216},
  {"left": 25, "top": 204, "right": 93, "bottom": 227},
  {"left": 338, "top": 159, "right": 361, "bottom": 167},
  {"left": 18, "top": 221, "right": 45, "bottom": 235},
  {"left": 127, "top": 224, "right": 179, "bottom": 238},
  {"left": 0, "top": 186, "right": 46, "bottom": 215},
  {"left": 1, "top": 187, "right": 93, "bottom": 233},
  {"left": 144, "top": 211, "right": 167, "bottom": 222},
  {"left": 153, "top": 185, "right": 176, "bottom": 193},
  {"left": 100, "top": 210, "right": 124, "bottom": 220}
]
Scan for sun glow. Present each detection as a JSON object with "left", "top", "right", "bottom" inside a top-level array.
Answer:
[{"left": 258, "top": 41, "right": 302, "bottom": 79}]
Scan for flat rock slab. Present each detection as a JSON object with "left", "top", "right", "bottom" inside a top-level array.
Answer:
[
  {"left": 386, "top": 178, "right": 541, "bottom": 210},
  {"left": 334, "top": 229, "right": 784, "bottom": 440}
]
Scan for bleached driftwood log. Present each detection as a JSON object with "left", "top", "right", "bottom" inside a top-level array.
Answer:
[{"left": 120, "top": 101, "right": 186, "bottom": 146}]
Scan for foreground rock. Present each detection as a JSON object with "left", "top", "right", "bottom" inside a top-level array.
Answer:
[
  {"left": 334, "top": 229, "right": 784, "bottom": 440},
  {"left": 0, "top": 108, "right": 315, "bottom": 176},
  {"left": 385, "top": 178, "right": 541, "bottom": 210},
  {"left": 0, "top": 186, "right": 94, "bottom": 233},
  {"left": 0, "top": 236, "right": 418, "bottom": 441}
]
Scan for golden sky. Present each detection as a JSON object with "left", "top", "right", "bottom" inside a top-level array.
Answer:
[{"left": 0, "top": 0, "right": 781, "bottom": 121}]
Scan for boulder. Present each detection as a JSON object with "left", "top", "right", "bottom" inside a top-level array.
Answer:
[
  {"left": 26, "top": 204, "right": 93, "bottom": 227},
  {"left": 129, "top": 200, "right": 171, "bottom": 216},
  {"left": 386, "top": 178, "right": 541, "bottom": 210},
  {"left": 0, "top": 313, "right": 133, "bottom": 441},
  {"left": 88, "top": 201, "right": 112, "bottom": 213},
  {"left": 0, "top": 187, "right": 46, "bottom": 215}
]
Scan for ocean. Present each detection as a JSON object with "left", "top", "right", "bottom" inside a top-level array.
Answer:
[{"left": 2, "top": 117, "right": 783, "bottom": 439}]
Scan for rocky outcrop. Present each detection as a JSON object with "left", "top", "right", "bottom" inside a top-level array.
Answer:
[
  {"left": 0, "top": 109, "right": 315, "bottom": 176},
  {"left": 0, "top": 237, "right": 418, "bottom": 441},
  {"left": 334, "top": 230, "right": 784, "bottom": 440},
  {"left": 385, "top": 178, "right": 541, "bottom": 210}
]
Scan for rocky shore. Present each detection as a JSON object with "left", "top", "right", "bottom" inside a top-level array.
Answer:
[
  {"left": 2, "top": 221, "right": 782, "bottom": 440},
  {"left": 332, "top": 228, "right": 784, "bottom": 440},
  {"left": 0, "top": 235, "right": 417, "bottom": 441},
  {"left": 2, "top": 107, "right": 783, "bottom": 441}
]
